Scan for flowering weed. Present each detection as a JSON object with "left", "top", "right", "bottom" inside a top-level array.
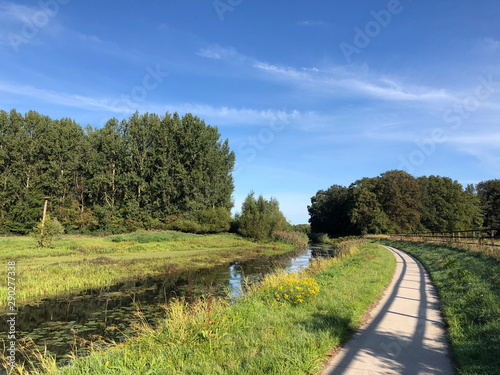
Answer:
[{"left": 273, "top": 273, "right": 320, "bottom": 305}]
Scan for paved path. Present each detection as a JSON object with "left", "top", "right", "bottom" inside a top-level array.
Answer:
[{"left": 322, "top": 245, "right": 454, "bottom": 375}]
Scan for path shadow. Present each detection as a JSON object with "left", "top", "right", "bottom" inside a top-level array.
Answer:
[{"left": 324, "top": 246, "right": 452, "bottom": 375}]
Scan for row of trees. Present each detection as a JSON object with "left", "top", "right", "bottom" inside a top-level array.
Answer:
[
  {"left": 0, "top": 110, "right": 235, "bottom": 234},
  {"left": 308, "top": 170, "right": 500, "bottom": 236}
]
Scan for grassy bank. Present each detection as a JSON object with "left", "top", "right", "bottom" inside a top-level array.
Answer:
[
  {"left": 382, "top": 240, "right": 500, "bottom": 375},
  {"left": 14, "top": 241, "right": 395, "bottom": 374},
  {"left": 0, "top": 231, "right": 299, "bottom": 307}
]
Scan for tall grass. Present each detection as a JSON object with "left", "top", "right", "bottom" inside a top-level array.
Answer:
[
  {"left": 271, "top": 231, "right": 308, "bottom": 248},
  {"left": 0, "top": 231, "right": 297, "bottom": 307},
  {"left": 308, "top": 233, "right": 360, "bottom": 246},
  {"left": 382, "top": 240, "right": 500, "bottom": 375},
  {"left": 6, "top": 241, "right": 396, "bottom": 374}
]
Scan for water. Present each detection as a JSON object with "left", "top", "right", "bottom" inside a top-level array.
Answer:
[{"left": 1, "top": 244, "right": 333, "bottom": 365}]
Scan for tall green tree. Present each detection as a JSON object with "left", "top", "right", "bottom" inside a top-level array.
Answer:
[
  {"left": 308, "top": 185, "right": 355, "bottom": 236},
  {"left": 477, "top": 179, "right": 500, "bottom": 228},
  {"left": 0, "top": 110, "right": 236, "bottom": 234},
  {"left": 418, "top": 176, "right": 482, "bottom": 232},
  {"left": 349, "top": 177, "right": 389, "bottom": 234},
  {"left": 236, "top": 192, "right": 290, "bottom": 241},
  {"left": 377, "top": 170, "right": 422, "bottom": 233}
]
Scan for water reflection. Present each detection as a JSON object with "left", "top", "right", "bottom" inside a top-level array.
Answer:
[{"left": 1, "top": 244, "right": 332, "bottom": 363}]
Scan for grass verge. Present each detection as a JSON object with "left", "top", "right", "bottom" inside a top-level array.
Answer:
[
  {"left": 382, "top": 240, "right": 500, "bottom": 375},
  {"left": 10, "top": 241, "right": 395, "bottom": 374},
  {"left": 0, "top": 231, "right": 297, "bottom": 307}
]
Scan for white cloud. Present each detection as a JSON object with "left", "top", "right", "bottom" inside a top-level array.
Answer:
[
  {"left": 159, "top": 104, "right": 300, "bottom": 127},
  {"left": 0, "top": 2, "right": 38, "bottom": 46},
  {"left": 252, "top": 62, "right": 311, "bottom": 80},
  {"left": 196, "top": 45, "right": 244, "bottom": 61},
  {"left": 338, "top": 77, "right": 452, "bottom": 102},
  {"left": 0, "top": 81, "right": 120, "bottom": 112},
  {"left": 448, "top": 133, "right": 500, "bottom": 147},
  {"left": 0, "top": 2, "right": 37, "bottom": 23},
  {"left": 0, "top": 79, "right": 303, "bottom": 128},
  {"left": 200, "top": 45, "right": 456, "bottom": 104},
  {"left": 297, "top": 20, "right": 329, "bottom": 27},
  {"left": 475, "top": 37, "right": 500, "bottom": 55},
  {"left": 0, "top": 1, "right": 66, "bottom": 49},
  {"left": 77, "top": 33, "right": 105, "bottom": 44}
]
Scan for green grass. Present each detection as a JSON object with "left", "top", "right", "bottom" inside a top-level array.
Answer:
[
  {"left": 16, "top": 241, "right": 395, "bottom": 374},
  {"left": 382, "top": 240, "right": 500, "bottom": 375},
  {"left": 0, "top": 231, "right": 296, "bottom": 307}
]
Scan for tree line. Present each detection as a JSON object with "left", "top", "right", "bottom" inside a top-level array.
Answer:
[
  {"left": 308, "top": 170, "right": 500, "bottom": 236},
  {"left": 0, "top": 109, "right": 235, "bottom": 234}
]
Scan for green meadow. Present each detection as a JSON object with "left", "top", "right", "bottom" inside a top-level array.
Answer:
[
  {"left": 0, "top": 231, "right": 297, "bottom": 307},
  {"left": 13, "top": 241, "right": 395, "bottom": 374}
]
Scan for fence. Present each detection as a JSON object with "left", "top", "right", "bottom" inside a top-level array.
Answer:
[{"left": 390, "top": 229, "right": 500, "bottom": 247}]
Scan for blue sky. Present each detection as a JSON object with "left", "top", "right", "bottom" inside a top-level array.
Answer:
[{"left": 1, "top": 0, "right": 499, "bottom": 224}]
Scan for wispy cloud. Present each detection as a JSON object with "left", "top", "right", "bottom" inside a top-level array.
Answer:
[
  {"left": 198, "top": 44, "right": 456, "bottom": 104},
  {"left": 448, "top": 132, "right": 500, "bottom": 147},
  {"left": 252, "top": 62, "right": 312, "bottom": 80},
  {"left": 0, "top": 0, "right": 68, "bottom": 52},
  {"left": 296, "top": 20, "right": 330, "bottom": 27},
  {"left": 474, "top": 37, "right": 500, "bottom": 55},
  {"left": 0, "top": 2, "right": 37, "bottom": 23},
  {"left": 449, "top": 133, "right": 500, "bottom": 168},
  {"left": 254, "top": 60, "right": 453, "bottom": 103},
  {"left": 0, "top": 2, "right": 38, "bottom": 46},
  {"left": 0, "top": 79, "right": 302, "bottom": 127},
  {"left": 77, "top": 33, "right": 106, "bottom": 44},
  {"left": 0, "top": 81, "right": 120, "bottom": 112},
  {"left": 196, "top": 45, "right": 245, "bottom": 61}
]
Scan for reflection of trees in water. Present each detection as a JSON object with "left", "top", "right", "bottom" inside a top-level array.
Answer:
[{"left": 1, "top": 247, "right": 328, "bottom": 360}]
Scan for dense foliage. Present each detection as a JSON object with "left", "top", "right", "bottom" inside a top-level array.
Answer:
[
  {"left": 233, "top": 192, "right": 291, "bottom": 241},
  {"left": 309, "top": 170, "right": 496, "bottom": 235},
  {"left": 477, "top": 179, "right": 500, "bottom": 229},
  {"left": 0, "top": 109, "right": 235, "bottom": 234}
]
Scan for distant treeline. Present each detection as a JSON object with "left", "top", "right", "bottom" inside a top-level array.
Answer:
[
  {"left": 308, "top": 170, "right": 500, "bottom": 236},
  {"left": 0, "top": 110, "right": 235, "bottom": 234}
]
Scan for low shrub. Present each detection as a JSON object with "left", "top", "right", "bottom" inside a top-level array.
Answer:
[
  {"left": 308, "top": 232, "right": 330, "bottom": 243},
  {"left": 31, "top": 214, "right": 64, "bottom": 248},
  {"left": 272, "top": 231, "right": 308, "bottom": 248},
  {"left": 292, "top": 224, "right": 311, "bottom": 234},
  {"left": 195, "top": 207, "right": 231, "bottom": 233},
  {"left": 165, "top": 208, "right": 231, "bottom": 234}
]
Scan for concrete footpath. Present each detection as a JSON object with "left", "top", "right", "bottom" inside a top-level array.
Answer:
[{"left": 322, "top": 245, "right": 455, "bottom": 375}]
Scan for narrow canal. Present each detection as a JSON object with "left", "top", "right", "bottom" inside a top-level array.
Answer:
[{"left": 2, "top": 243, "right": 335, "bottom": 366}]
